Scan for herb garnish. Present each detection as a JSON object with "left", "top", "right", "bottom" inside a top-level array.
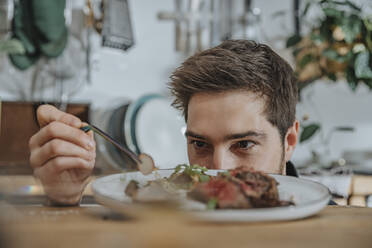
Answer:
[
  {"left": 207, "top": 198, "right": 218, "bottom": 210},
  {"left": 173, "top": 164, "right": 210, "bottom": 182}
]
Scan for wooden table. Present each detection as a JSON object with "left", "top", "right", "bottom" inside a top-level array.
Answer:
[
  {"left": 2, "top": 205, "right": 372, "bottom": 248},
  {"left": 1, "top": 177, "right": 372, "bottom": 248}
]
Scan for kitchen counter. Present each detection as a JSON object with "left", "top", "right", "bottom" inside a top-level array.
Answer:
[{"left": 1, "top": 204, "right": 372, "bottom": 248}]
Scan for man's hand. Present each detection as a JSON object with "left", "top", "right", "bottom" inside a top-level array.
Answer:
[{"left": 29, "top": 105, "right": 96, "bottom": 205}]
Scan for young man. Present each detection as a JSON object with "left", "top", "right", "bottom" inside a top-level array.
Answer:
[{"left": 29, "top": 40, "right": 299, "bottom": 205}]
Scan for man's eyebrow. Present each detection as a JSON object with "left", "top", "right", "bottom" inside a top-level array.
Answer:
[
  {"left": 184, "top": 130, "right": 266, "bottom": 141},
  {"left": 184, "top": 130, "right": 207, "bottom": 140},
  {"left": 224, "top": 131, "right": 267, "bottom": 141}
]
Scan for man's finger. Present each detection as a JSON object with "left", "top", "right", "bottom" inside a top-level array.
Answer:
[
  {"left": 42, "top": 156, "right": 94, "bottom": 176},
  {"left": 29, "top": 121, "right": 95, "bottom": 150},
  {"left": 37, "top": 104, "right": 81, "bottom": 128},
  {"left": 30, "top": 139, "right": 95, "bottom": 168}
]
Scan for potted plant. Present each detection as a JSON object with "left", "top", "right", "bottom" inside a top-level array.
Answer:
[
  {"left": 287, "top": 0, "right": 372, "bottom": 93},
  {"left": 287, "top": 0, "right": 371, "bottom": 143}
]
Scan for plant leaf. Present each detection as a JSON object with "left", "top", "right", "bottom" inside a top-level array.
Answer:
[
  {"left": 300, "top": 124, "right": 320, "bottom": 143},
  {"left": 322, "top": 49, "right": 350, "bottom": 63},
  {"left": 364, "top": 17, "right": 372, "bottom": 32},
  {"left": 310, "top": 33, "right": 326, "bottom": 43},
  {"left": 331, "top": 1, "right": 361, "bottom": 12},
  {"left": 220, "top": 171, "right": 231, "bottom": 177},
  {"left": 346, "top": 67, "right": 359, "bottom": 90},
  {"left": 323, "top": 49, "right": 339, "bottom": 60},
  {"left": 286, "top": 34, "right": 302, "bottom": 48},
  {"left": 362, "top": 18, "right": 372, "bottom": 52},
  {"left": 323, "top": 8, "right": 343, "bottom": 18},
  {"left": 328, "top": 73, "right": 337, "bottom": 81},
  {"left": 293, "top": 47, "right": 303, "bottom": 57},
  {"left": 340, "top": 14, "right": 362, "bottom": 44},
  {"left": 302, "top": 1, "right": 312, "bottom": 17},
  {"left": 319, "top": 19, "right": 333, "bottom": 41},
  {"left": 199, "top": 174, "right": 210, "bottom": 182},
  {"left": 364, "top": 79, "right": 372, "bottom": 89},
  {"left": 207, "top": 198, "right": 218, "bottom": 210},
  {"left": 174, "top": 164, "right": 186, "bottom": 173},
  {"left": 348, "top": 80, "right": 358, "bottom": 91},
  {"left": 344, "top": 1, "right": 362, "bottom": 11},
  {"left": 355, "top": 52, "right": 372, "bottom": 79},
  {"left": 366, "top": 31, "right": 372, "bottom": 53},
  {"left": 299, "top": 54, "right": 314, "bottom": 69}
]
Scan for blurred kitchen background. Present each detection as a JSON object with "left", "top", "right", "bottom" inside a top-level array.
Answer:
[{"left": 0, "top": 0, "right": 372, "bottom": 206}]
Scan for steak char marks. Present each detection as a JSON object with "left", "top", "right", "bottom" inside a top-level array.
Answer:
[{"left": 188, "top": 167, "right": 293, "bottom": 209}]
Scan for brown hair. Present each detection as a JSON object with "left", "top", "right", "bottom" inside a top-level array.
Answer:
[{"left": 169, "top": 40, "right": 298, "bottom": 141}]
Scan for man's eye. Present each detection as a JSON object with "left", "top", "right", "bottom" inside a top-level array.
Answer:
[
  {"left": 236, "top": 140, "right": 254, "bottom": 149},
  {"left": 191, "top": 140, "right": 207, "bottom": 149}
]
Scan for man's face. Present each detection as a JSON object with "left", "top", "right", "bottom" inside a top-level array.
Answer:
[{"left": 186, "top": 90, "right": 290, "bottom": 174}]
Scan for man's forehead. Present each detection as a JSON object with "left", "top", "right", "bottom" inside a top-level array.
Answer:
[
  {"left": 186, "top": 90, "right": 273, "bottom": 141},
  {"left": 188, "top": 90, "right": 266, "bottom": 109},
  {"left": 187, "top": 90, "right": 267, "bottom": 120}
]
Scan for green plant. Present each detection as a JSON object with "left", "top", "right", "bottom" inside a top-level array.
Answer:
[
  {"left": 299, "top": 121, "right": 354, "bottom": 144},
  {"left": 287, "top": 0, "right": 372, "bottom": 92},
  {"left": 299, "top": 122, "right": 354, "bottom": 167},
  {"left": 300, "top": 123, "right": 321, "bottom": 143}
]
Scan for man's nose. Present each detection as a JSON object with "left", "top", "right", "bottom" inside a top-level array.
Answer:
[{"left": 212, "top": 149, "right": 236, "bottom": 170}]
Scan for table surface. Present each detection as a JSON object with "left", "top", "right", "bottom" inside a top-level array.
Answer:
[{"left": 1, "top": 176, "right": 372, "bottom": 248}]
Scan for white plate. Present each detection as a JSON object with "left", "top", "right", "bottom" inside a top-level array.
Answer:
[
  {"left": 135, "top": 97, "right": 188, "bottom": 168},
  {"left": 92, "top": 169, "right": 331, "bottom": 222}
]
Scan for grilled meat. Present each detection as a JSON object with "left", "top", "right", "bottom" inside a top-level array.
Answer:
[
  {"left": 188, "top": 167, "right": 294, "bottom": 209},
  {"left": 188, "top": 177, "right": 253, "bottom": 208}
]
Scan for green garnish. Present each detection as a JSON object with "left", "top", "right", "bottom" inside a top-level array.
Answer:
[
  {"left": 207, "top": 198, "right": 218, "bottom": 210},
  {"left": 199, "top": 174, "right": 210, "bottom": 182},
  {"left": 220, "top": 171, "right": 231, "bottom": 178},
  {"left": 173, "top": 164, "right": 209, "bottom": 182},
  {"left": 174, "top": 164, "right": 184, "bottom": 173}
]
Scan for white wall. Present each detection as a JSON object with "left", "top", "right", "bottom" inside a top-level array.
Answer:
[
  {"left": 1, "top": 0, "right": 371, "bottom": 166},
  {"left": 72, "top": 0, "right": 183, "bottom": 105}
]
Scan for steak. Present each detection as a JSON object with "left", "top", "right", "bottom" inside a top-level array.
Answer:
[
  {"left": 188, "top": 167, "right": 294, "bottom": 209},
  {"left": 188, "top": 177, "right": 253, "bottom": 209}
]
